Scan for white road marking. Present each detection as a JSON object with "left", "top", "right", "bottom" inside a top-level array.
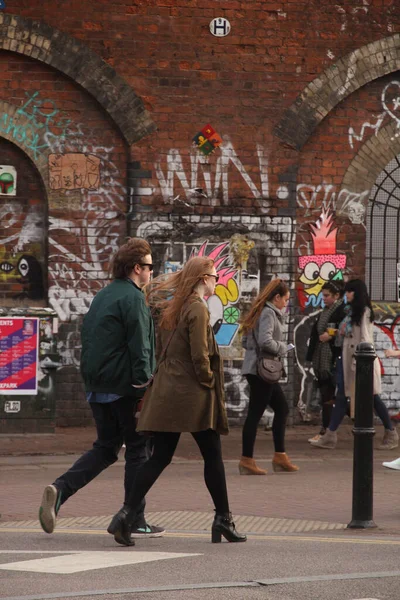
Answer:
[{"left": 0, "top": 551, "right": 201, "bottom": 574}]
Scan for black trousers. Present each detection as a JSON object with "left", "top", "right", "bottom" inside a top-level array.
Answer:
[
  {"left": 318, "top": 379, "right": 335, "bottom": 430},
  {"left": 126, "top": 429, "right": 230, "bottom": 515},
  {"left": 242, "top": 374, "right": 289, "bottom": 456},
  {"left": 53, "top": 396, "right": 148, "bottom": 527}
]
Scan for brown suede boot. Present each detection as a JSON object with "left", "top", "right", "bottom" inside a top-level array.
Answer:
[
  {"left": 272, "top": 452, "right": 299, "bottom": 473},
  {"left": 238, "top": 456, "right": 267, "bottom": 475}
]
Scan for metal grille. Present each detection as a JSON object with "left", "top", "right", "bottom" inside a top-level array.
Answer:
[{"left": 366, "top": 155, "right": 400, "bottom": 301}]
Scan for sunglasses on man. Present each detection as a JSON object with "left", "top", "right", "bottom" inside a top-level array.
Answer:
[{"left": 139, "top": 263, "right": 154, "bottom": 271}]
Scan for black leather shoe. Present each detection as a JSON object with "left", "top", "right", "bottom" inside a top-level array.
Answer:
[
  {"left": 107, "top": 508, "right": 135, "bottom": 546},
  {"left": 211, "top": 512, "right": 247, "bottom": 543}
]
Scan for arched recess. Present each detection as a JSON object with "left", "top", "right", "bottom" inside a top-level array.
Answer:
[
  {"left": 0, "top": 99, "right": 51, "bottom": 193},
  {"left": 0, "top": 135, "right": 48, "bottom": 307},
  {"left": 336, "top": 119, "right": 400, "bottom": 223},
  {"left": 365, "top": 154, "right": 400, "bottom": 302},
  {"left": 275, "top": 34, "right": 400, "bottom": 150},
  {"left": 0, "top": 12, "right": 155, "bottom": 145}
]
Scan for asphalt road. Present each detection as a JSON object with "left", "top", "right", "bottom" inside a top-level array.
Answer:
[
  {"left": 2, "top": 424, "right": 400, "bottom": 600},
  {"left": 1, "top": 528, "right": 400, "bottom": 599}
]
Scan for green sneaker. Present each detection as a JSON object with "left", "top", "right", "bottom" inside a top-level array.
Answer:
[
  {"left": 39, "top": 485, "right": 62, "bottom": 534},
  {"left": 130, "top": 523, "right": 165, "bottom": 538}
]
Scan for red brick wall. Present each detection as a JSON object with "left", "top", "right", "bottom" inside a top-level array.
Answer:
[
  {"left": 1, "top": 2, "right": 400, "bottom": 425},
  {"left": 0, "top": 49, "right": 128, "bottom": 426}
]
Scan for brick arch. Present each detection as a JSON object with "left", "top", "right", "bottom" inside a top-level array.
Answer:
[
  {"left": 0, "top": 12, "right": 155, "bottom": 145},
  {"left": 336, "top": 119, "right": 400, "bottom": 221},
  {"left": 0, "top": 99, "right": 51, "bottom": 194},
  {"left": 341, "top": 119, "right": 400, "bottom": 194},
  {"left": 275, "top": 34, "right": 400, "bottom": 150}
]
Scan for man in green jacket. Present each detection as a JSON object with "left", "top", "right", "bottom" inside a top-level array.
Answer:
[{"left": 38, "top": 238, "right": 164, "bottom": 543}]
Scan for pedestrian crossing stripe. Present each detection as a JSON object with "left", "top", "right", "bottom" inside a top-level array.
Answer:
[{"left": 0, "top": 551, "right": 201, "bottom": 574}]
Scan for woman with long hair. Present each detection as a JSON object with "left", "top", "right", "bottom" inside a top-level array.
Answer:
[
  {"left": 239, "top": 279, "right": 299, "bottom": 475},
  {"left": 306, "top": 280, "right": 345, "bottom": 442},
  {"left": 311, "top": 279, "right": 398, "bottom": 450},
  {"left": 107, "top": 256, "right": 246, "bottom": 546}
]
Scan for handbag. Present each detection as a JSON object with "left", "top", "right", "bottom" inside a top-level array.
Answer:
[
  {"left": 257, "top": 355, "right": 284, "bottom": 384},
  {"left": 253, "top": 328, "right": 284, "bottom": 384}
]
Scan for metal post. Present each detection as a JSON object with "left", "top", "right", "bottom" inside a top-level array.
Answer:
[{"left": 347, "top": 341, "right": 377, "bottom": 529}]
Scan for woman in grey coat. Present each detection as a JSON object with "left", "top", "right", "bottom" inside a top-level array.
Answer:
[{"left": 239, "top": 279, "right": 299, "bottom": 474}]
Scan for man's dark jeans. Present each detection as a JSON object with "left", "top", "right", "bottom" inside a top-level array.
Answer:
[{"left": 53, "top": 396, "right": 148, "bottom": 527}]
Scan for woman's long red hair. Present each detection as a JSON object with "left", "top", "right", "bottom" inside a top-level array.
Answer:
[
  {"left": 240, "top": 279, "right": 289, "bottom": 333},
  {"left": 145, "top": 256, "right": 214, "bottom": 330}
]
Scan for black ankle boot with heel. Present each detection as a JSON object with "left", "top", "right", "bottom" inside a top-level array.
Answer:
[
  {"left": 211, "top": 512, "right": 247, "bottom": 543},
  {"left": 107, "top": 507, "right": 135, "bottom": 546}
]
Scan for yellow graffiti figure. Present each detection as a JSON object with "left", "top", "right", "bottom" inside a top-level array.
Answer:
[{"left": 215, "top": 278, "right": 239, "bottom": 306}]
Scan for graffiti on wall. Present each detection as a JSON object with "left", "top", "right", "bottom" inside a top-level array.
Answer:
[
  {"left": 348, "top": 80, "right": 400, "bottom": 148},
  {"left": 47, "top": 142, "right": 124, "bottom": 323},
  {"left": 0, "top": 196, "right": 46, "bottom": 302},
  {"left": 296, "top": 182, "right": 369, "bottom": 225},
  {"left": 194, "top": 239, "right": 253, "bottom": 346},
  {"left": 298, "top": 210, "right": 346, "bottom": 309},
  {"left": 165, "top": 236, "right": 259, "bottom": 347},
  {"left": 49, "top": 153, "right": 101, "bottom": 191},
  {"left": 155, "top": 140, "right": 371, "bottom": 225},
  {"left": 0, "top": 90, "right": 125, "bottom": 336},
  {"left": 0, "top": 91, "right": 83, "bottom": 159},
  {"left": 155, "top": 137, "right": 270, "bottom": 208},
  {"left": 0, "top": 248, "right": 45, "bottom": 300},
  {"left": 0, "top": 166, "right": 16, "bottom": 196}
]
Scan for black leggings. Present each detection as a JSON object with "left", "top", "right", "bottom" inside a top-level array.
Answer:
[
  {"left": 319, "top": 380, "right": 335, "bottom": 430},
  {"left": 242, "top": 374, "right": 289, "bottom": 455},
  {"left": 126, "top": 429, "right": 229, "bottom": 515}
]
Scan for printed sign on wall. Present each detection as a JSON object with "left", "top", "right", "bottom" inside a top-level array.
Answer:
[
  {"left": 0, "top": 318, "right": 39, "bottom": 395},
  {"left": 0, "top": 166, "right": 16, "bottom": 196}
]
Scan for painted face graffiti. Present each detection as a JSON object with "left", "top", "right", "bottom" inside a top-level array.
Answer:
[
  {"left": 298, "top": 210, "right": 346, "bottom": 309},
  {"left": 0, "top": 171, "right": 15, "bottom": 194},
  {"left": 0, "top": 250, "right": 44, "bottom": 300}
]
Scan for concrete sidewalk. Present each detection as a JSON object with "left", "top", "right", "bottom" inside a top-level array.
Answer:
[
  {"left": 1, "top": 421, "right": 400, "bottom": 534},
  {"left": 0, "top": 421, "right": 358, "bottom": 459}
]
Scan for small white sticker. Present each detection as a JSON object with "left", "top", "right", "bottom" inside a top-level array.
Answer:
[
  {"left": 4, "top": 400, "right": 21, "bottom": 413},
  {"left": 209, "top": 17, "right": 231, "bottom": 37}
]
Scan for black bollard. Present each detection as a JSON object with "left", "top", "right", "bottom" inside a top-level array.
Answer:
[{"left": 347, "top": 341, "right": 377, "bottom": 529}]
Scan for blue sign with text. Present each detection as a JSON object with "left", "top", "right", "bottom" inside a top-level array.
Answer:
[{"left": 0, "top": 1, "right": 5, "bottom": 9}]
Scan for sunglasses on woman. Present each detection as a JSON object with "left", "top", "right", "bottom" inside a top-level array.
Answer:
[{"left": 205, "top": 274, "right": 219, "bottom": 283}]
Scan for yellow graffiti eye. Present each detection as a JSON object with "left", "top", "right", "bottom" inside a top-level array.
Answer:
[
  {"left": 304, "top": 262, "right": 320, "bottom": 281},
  {"left": 320, "top": 262, "right": 337, "bottom": 281}
]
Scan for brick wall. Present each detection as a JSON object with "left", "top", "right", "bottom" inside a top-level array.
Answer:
[
  {"left": 0, "top": 47, "right": 128, "bottom": 426},
  {"left": 1, "top": 3, "right": 400, "bottom": 426}
]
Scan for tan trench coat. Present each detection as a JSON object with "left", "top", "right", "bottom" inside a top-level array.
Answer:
[
  {"left": 137, "top": 297, "right": 229, "bottom": 435},
  {"left": 343, "top": 307, "right": 381, "bottom": 417}
]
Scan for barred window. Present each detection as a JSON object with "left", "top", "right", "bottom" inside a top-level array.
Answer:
[{"left": 366, "top": 155, "right": 400, "bottom": 302}]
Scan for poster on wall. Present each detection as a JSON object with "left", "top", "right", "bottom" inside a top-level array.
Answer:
[
  {"left": 0, "top": 318, "right": 39, "bottom": 395},
  {"left": 0, "top": 165, "right": 16, "bottom": 196}
]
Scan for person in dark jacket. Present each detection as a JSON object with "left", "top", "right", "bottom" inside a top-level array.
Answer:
[
  {"left": 38, "top": 238, "right": 164, "bottom": 539},
  {"left": 306, "top": 280, "right": 345, "bottom": 442},
  {"left": 107, "top": 256, "right": 246, "bottom": 547}
]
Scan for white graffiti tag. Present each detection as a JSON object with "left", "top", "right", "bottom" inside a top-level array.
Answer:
[{"left": 349, "top": 80, "right": 400, "bottom": 148}]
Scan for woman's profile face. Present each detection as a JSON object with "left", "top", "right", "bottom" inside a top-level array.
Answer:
[
  {"left": 345, "top": 290, "right": 355, "bottom": 304},
  {"left": 204, "top": 267, "right": 218, "bottom": 297},
  {"left": 322, "top": 290, "right": 339, "bottom": 308},
  {"left": 272, "top": 291, "right": 290, "bottom": 311}
]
